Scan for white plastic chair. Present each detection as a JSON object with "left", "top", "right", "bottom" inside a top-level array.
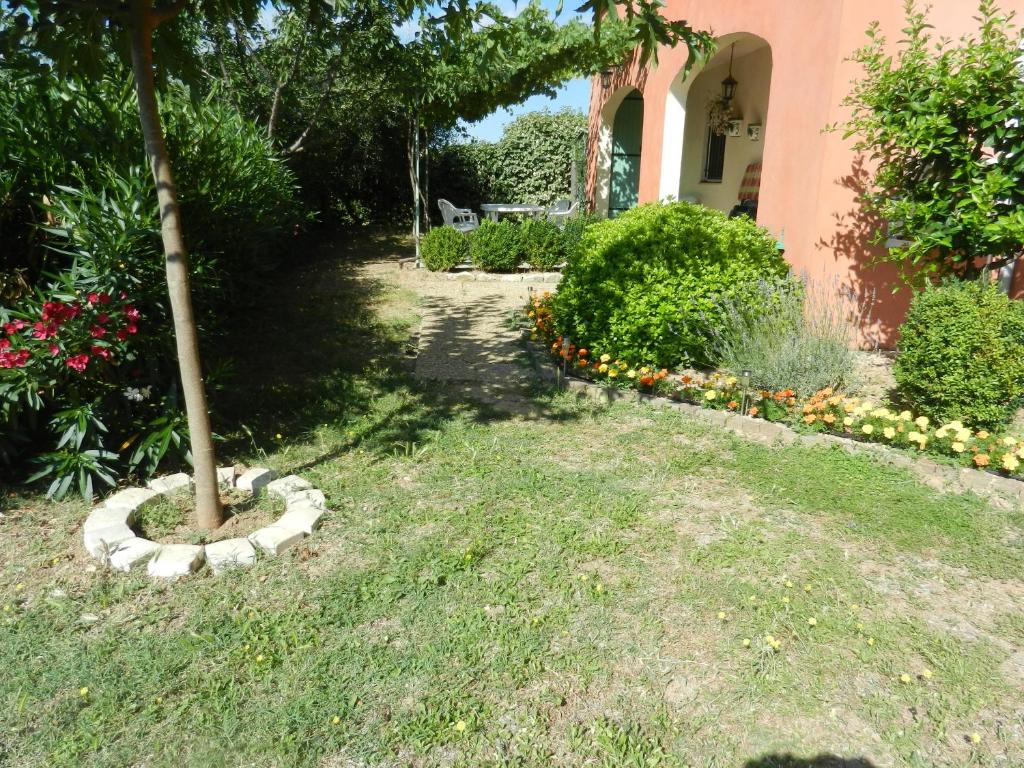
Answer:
[
  {"left": 438, "top": 199, "right": 479, "bottom": 232},
  {"left": 547, "top": 201, "right": 579, "bottom": 228}
]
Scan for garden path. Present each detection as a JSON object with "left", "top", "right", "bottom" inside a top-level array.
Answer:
[{"left": 386, "top": 266, "right": 559, "bottom": 415}]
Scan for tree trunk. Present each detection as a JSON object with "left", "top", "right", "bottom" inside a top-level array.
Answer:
[
  {"left": 408, "top": 116, "right": 421, "bottom": 262},
  {"left": 128, "top": 0, "right": 223, "bottom": 528}
]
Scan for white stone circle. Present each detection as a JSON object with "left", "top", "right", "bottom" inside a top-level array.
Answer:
[{"left": 82, "top": 467, "right": 327, "bottom": 579}]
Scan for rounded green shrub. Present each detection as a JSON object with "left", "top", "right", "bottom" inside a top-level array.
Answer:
[
  {"left": 470, "top": 219, "right": 523, "bottom": 272},
  {"left": 520, "top": 219, "right": 565, "bottom": 270},
  {"left": 894, "top": 280, "right": 1024, "bottom": 429},
  {"left": 421, "top": 226, "right": 470, "bottom": 271},
  {"left": 552, "top": 202, "right": 788, "bottom": 367}
]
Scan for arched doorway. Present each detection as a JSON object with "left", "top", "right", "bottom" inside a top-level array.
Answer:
[
  {"left": 609, "top": 90, "right": 644, "bottom": 217},
  {"left": 659, "top": 33, "right": 772, "bottom": 218}
]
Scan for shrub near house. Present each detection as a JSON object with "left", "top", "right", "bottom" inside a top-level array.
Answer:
[{"left": 553, "top": 202, "right": 788, "bottom": 368}]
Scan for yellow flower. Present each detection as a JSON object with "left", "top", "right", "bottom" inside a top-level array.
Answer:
[
  {"left": 331, "top": 715, "right": 341, "bottom": 725},
  {"left": 155, "top": 696, "right": 163, "bottom": 704},
  {"left": 79, "top": 687, "right": 89, "bottom": 697},
  {"left": 861, "top": 424, "right": 874, "bottom": 435},
  {"left": 785, "top": 581, "right": 793, "bottom": 588},
  {"left": 608, "top": 369, "right": 618, "bottom": 378},
  {"left": 600, "top": 354, "right": 611, "bottom": 363},
  {"left": 454, "top": 720, "right": 467, "bottom": 733},
  {"left": 626, "top": 369, "right": 637, "bottom": 380},
  {"left": 951, "top": 441, "right": 965, "bottom": 453},
  {"left": 742, "top": 638, "right": 751, "bottom": 647},
  {"left": 867, "top": 637, "right": 875, "bottom": 646},
  {"left": 921, "top": 668, "right": 933, "bottom": 680},
  {"left": 883, "top": 427, "right": 896, "bottom": 439},
  {"left": 782, "top": 596, "right": 790, "bottom": 604},
  {"left": 717, "top": 611, "right": 727, "bottom": 620},
  {"left": 856, "top": 622, "right": 864, "bottom": 631},
  {"left": 1003, "top": 454, "right": 1020, "bottom": 472},
  {"left": 899, "top": 673, "right": 911, "bottom": 684},
  {"left": 803, "top": 585, "right": 812, "bottom": 593},
  {"left": 595, "top": 583, "right": 604, "bottom": 593},
  {"left": 970, "top": 732, "right": 982, "bottom": 745},
  {"left": 977, "top": 430, "right": 990, "bottom": 440},
  {"left": 807, "top": 617, "right": 818, "bottom": 627},
  {"left": 705, "top": 390, "right": 718, "bottom": 401},
  {"left": 748, "top": 595, "right": 757, "bottom": 603},
  {"left": 915, "top": 416, "right": 929, "bottom": 429},
  {"left": 255, "top": 654, "right": 265, "bottom": 663},
  {"left": 599, "top": 363, "right": 609, "bottom": 373},
  {"left": 1002, "top": 436, "right": 1018, "bottom": 447},
  {"left": 899, "top": 410, "right": 913, "bottom": 421},
  {"left": 936, "top": 427, "right": 948, "bottom": 439},
  {"left": 275, "top": 433, "right": 282, "bottom": 440},
  {"left": 843, "top": 417, "right": 854, "bottom": 427}
]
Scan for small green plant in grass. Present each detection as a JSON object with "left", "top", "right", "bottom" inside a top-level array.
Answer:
[
  {"left": 421, "top": 226, "right": 470, "bottom": 272},
  {"left": 135, "top": 497, "right": 188, "bottom": 539},
  {"left": 469, "top": 219, "right": 523, "bottom": 272}
]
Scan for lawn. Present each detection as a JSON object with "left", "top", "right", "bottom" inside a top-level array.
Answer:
[{"left": 2, "top": 233, "right": 1023, "bottom": 768}]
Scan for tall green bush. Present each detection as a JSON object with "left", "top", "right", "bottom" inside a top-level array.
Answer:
[
  {"left": 470, "top": 219, "right": 524, "bottom": 272},
  {"left": 421, "top": 226, "right": 470, "bottom": 271},
  {"left": 552, "top": 202, "right": 788, "bottom": 367},
  {"left": 519, "top": 219, "right": 565, "bottom": 270},
  {"left": 894, "top": 280, "right": 1024, "bottom": 429}
]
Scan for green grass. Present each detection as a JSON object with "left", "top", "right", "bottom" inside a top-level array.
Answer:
[{"left": 1, "top": 232, "right": 1022, "bottom": 767}]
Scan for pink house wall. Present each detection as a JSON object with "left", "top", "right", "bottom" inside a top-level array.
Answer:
[{"left": 587, "top": 0, "right": 1024, "bottom": 347}]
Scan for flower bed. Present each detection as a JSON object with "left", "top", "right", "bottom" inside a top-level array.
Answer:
[{"left": 527, "top": 292, "right": 1024, "bottom": 480}]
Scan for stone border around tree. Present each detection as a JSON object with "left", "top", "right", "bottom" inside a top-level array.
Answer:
[
  {"left": 82, "top": 468, "right": 328, "bottom": 579},
  {"left": 528, "top": 348, "right": 1024, "bottom": 511}
]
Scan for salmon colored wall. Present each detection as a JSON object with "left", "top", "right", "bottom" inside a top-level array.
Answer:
[{"left": 586, "top": 0, "right": 1024, "bottom": 347}]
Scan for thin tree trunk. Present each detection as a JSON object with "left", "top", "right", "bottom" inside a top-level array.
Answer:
[
  {"left": 422, "top": 127, "right": 430, "bottom": 233},
  {"left": 129, "top": 0, "right": 223, "bottom": 529},
  {"left": 408, "top": 116, "right": 421, "bottom": 262}
]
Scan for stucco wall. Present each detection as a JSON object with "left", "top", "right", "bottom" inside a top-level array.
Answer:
[{"left": 678, "top": 44, "right": 772, "bottom": 212}]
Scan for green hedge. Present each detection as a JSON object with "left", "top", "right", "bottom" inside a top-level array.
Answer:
[
  {"left": 470, "top": 220, "right": 524, "bottom": 272},
  {"left": 421, "top": 226, "right": 470, "bottom": 271},
  {"left": 894, "top": 280, "right": 1024, "bottom": 429},
  {"left": 552, "top": 202, "right": 788, "bottom": 367}
]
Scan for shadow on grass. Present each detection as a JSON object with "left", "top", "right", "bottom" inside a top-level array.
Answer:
[
  {"left": 211, "top": 227, "right": 591, "bottom": 470},
  {"left": 744, "top": 755, "right": 878, "bottom": 768}
]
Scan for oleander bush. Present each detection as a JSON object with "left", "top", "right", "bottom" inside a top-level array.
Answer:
[
  {"left": 894, "top": 280, "right": 1024, "bottom": 429},
  {"left": 469, "top": 219, "right": 524, "bottom": 272},
  {"left": 421, "top": 226, "right": 471, "bottom": 271},
  {"left": 552, "top": 202, "right": 788, "bottom": 367}
]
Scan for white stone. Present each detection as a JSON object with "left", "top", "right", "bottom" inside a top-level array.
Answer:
[
  {"left": 266, "top": 475, "right": 313, "bottom": 499},
  {"left": 276, "top": 503, "right": 325, "bottom": 535},
  {"left": 217, "top": 466, "right": 239, "bottom": 488},
  {"left": 283, "top": 488, "right": 326, "bottom": 510},
  {"left": 147, "top": 544, "right": 205, "bottom": 578},
  {"left": 147, "top": 472, "right": 193, "bottom": 495},
  {"left": 84, "top": 505, "right": 135, "bottom": 531},
  {"left": 84, "top": 523, "right": 136, "bottom": 558},
  {"left": 248, "top": 525, "right": 305, "bottom": 555},
  {"left": 205, "top": 538, "right": 257, "bottom": 573},
  {"left": 236, "top": 468, "right": 276, "bottom": 496},
  {"left": 104, "top": 487, "right": 161, "bottom": 514},
  {"left": 108, "top": 537, "right": 162, "bottom": 572}
]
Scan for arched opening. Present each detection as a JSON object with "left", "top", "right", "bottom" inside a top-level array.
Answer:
[
  {"left": 595, "top": 86, "right": 644, "bottom": 217},
  {"left": 660, "top": 33, "right": 772, "bottom": 218}
]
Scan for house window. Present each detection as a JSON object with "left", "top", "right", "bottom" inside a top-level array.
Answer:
[{"left": 702, "top": 128, "right": 726, "bottom": 183}]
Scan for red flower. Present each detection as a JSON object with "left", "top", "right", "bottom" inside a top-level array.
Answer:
[
  {"left": 97, "top": 313, "right": 110, "bottom": 325},
  {"left": 48, "top": 343, "right": 60, "bottom": 356},
  {"left": 89, "top": 324, "right": 106, "bottom": 338},
  {"left": 33, "top": 321, "right": 58, "bottom": 340},
  {"left": 0, "top": 339, "right": 9, "bottom": 350},
  {"left": 87, "top": 293, "right": 100, "bottom": 305},
  {"left": 3, "top": 320, "right": 26, "bottom": 335},
  {"left": 90, "top": 345, "right": 111, "bottom": 361},
  {"left": 0, "top": 348, "right": 30, "bottom": 368},
  {"left": 66, "top": 353, "right": 90, "bottom": 372},
  {"left": 125, "top": 323, "right": 138, "bottom": 335}
]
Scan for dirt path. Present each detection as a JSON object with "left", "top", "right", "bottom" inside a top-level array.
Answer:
[{"left": 386, "top": 265, "right": 560, "bottom": 415}]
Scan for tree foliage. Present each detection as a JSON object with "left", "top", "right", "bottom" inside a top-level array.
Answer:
[{"left": 840, "top": 0, "right": 1024, "bottom": 282}]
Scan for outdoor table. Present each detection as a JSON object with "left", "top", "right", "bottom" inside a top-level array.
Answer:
[{"left": 480, "top": 203, "right": 547, "bottom": 221}]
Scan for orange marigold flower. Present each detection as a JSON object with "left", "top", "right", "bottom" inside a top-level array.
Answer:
[
  {"left": 639, "top": 375, "right": 654, "bottom": 387},
  {"left": 727, "top": 400, "right": 739, "bottom": 410},
  {"left": 748, "top": 406, "right": 759, "bottom": 417},
  {"left": 657, "top": 369, "right": 669, "bottom": 380},
  {"left": 803, "top": 414, "right": 817, "bottom": 424},
  {"left": 822, "top": 414, "right": 836, "bottom": 424},
  {"left": 974, "top": 454, "right": 990, "bottom": 467},
  {"left": 578, "top": 348, "right": 588, "bottom": 358},
  {"left": 681, "top": 374, "right": 693, "bottom": 385}
]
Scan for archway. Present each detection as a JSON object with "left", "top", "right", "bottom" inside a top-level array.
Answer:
[
  {"left": 659, "top": 33, "right": 772, "bottom": 218},
  {"left": 595, "top": 86, "right": 644, "bottom": 217}
]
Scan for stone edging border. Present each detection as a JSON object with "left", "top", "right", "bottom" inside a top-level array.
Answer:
[
  {"left": 526, "top": 348, "right": 1024, "bottom": 510},
  {"left": 82, "top": 468, "right": 327, "bottom": 578}
]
